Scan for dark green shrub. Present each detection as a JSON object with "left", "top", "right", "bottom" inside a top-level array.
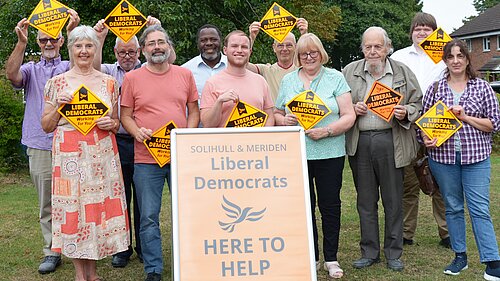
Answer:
[{"left": 0, "top": 77, "right": 27, "bottom": 172}]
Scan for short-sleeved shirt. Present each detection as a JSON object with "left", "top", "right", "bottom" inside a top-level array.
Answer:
[
  {"left": 182, "top": 54, "right": 227, "bottom": 99},
  {"left": 121, "top": 65, "right": 198, "bottom": 164},
  {"left": 255, "top": 62, "right": 298, "bottom": 102},
  {"left": 200, "top": 69, "right": 274, "bottom": 128},
  {"left": 15, "top": 56, "right": 70, "bottom": 150},
  {"left": 276, "top": 66, "right": 351, "bottom": 160}
]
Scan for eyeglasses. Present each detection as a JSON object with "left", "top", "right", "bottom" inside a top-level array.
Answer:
[
  {"left": 145, "top": 39, "right": 168, "bottom": 48},
  {"left": 275, "top": 43, "right": 294, "bottom": 50},
  {"left": 363, "top": 44, "right": 384, "bottom": 52},
  {"left": 117, "top": 50, "right": 138, "bottom": 58},
  {"left": 38, "top": 37, "right": 60, "bottom": 45},
  {"left": 299, "top": 51, "right": 319, "bottom": 59}
]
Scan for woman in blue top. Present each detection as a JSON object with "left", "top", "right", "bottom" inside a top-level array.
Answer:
[{"left": 274, "top": 33, "right": 355, "bottom": 279}]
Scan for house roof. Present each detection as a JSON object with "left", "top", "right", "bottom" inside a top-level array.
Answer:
[
  {"left": 451, "top": 3, "right": 500, "bottom": 37},
  {"left": 479, "top": 56, "right": 500, "bottom": 72}
]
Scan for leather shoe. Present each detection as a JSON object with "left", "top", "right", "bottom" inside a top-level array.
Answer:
[
  {"left": 145, "top": 272, "right": 162, "bottom": 281},
  {"left": 387, "top": 258, "right": 404, "bottom": 271},
  {"left": 440, "top": 237, "right": 451, "bottom": 249},
  {"left": 111, "top": 255, "right": 129, "bottom": 268},
  {"left": 353, "top": 257, "right": 380, "bottom": 269},
  {"left": 38, "top": 255, "right": 61, "bottom": 274},
  {"left": 403, "top": 238, "right": 414, "bottom": 245}
]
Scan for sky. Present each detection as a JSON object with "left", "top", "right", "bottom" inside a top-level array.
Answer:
[{"left": 422, "top": 0, "right": 478, "bottom": 33}]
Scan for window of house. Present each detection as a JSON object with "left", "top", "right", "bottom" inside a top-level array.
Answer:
[
  {"left": 466, "top": 39, "right": 472, "bottom": 51},
  {"left": 483, "top": 37, "right": 490, "bottom": 52},
  {"left": 497, "top": 35, "right": 500, "bottom": 50}
]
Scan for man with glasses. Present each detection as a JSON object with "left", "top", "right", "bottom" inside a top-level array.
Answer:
[
  {"left": 121, "top": 25, "right": 199, "bottom": 281},
  {"left": 247, "top": 18, "right": 308, "bottom": 101},
  {"left": 93, "top": 16, "right": 163, "bottom": 268},
  {"left": 342, "top": 26, "right": 422, "bottom": 272},
  {"left": 5, "top": 10, "right": 79, "bottom": 274}
]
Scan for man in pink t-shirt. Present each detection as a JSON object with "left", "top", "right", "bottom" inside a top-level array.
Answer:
[
  {"left": 200, "top": 30, "right": 275, "bottom": 128},
  {"left": 120, "top": 25, "right": 199, "bottom": 281}
]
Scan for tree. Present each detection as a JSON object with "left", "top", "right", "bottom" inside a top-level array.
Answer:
[
  {"left": 328, "top": 0, "right": 421, "bottom": 69},
  {"left": 473, "top": 0, "right": 500, "bottom": 13}
]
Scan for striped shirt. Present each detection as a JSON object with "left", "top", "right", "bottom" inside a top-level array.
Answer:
[{"left": 422, "top": 77, "right": 500, "bottom": 164}]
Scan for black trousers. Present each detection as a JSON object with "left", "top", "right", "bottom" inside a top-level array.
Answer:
[
  {"left": 115, "top": 134, "right": 142, "bottom": 258},
  {"left": 308, "top": 156, "right": 344, "bottom": 262}
]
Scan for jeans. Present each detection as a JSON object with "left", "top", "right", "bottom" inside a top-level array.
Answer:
[
  {"left": 134, "top": 163, "right": 171, "bottom": 274},
  {"left": 429, "top": 153, "right": 500, "bottom": 263}
]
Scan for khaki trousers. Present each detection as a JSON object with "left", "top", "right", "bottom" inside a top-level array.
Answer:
[
  {"left": 27, "top": 148, "right": 59, "bottom": 257},
  {"left": 403, "top": 161, "right": 449, "bottom": 241}
]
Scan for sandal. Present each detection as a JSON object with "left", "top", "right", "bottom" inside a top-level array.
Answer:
[{"left": 324, "top": 261, "right": 344, "bottom": 279}]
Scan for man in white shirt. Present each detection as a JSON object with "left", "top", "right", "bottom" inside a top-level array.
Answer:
[{"left": 390, "top": 12, "right": 449, "bottom": 249}]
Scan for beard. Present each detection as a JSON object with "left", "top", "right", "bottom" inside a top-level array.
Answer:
[
  {"left": 42, "top": 49, "right": 57, "bottom": 60},
  {"left": 146, "top": 49, "right": 170, "bottom": 64},
  {"left": 201, "top": 51, "right": 220, "bottom": 62},
  {"left": 367, "top": 60, "right": 384, "bottom": 75}
]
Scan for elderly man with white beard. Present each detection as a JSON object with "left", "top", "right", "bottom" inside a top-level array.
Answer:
[
  {"left": 342, "top": 26, "right": 422, "bottom": 272},
  {"left": 120, "top": 25, "right": 199, "bottom": 281}
]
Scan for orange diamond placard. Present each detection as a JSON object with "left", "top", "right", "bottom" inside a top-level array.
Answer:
[
  {"left": 364, "top": 81, "right": 402, "bottom": 122},
  {"left": 104, "top": 0, "right": 147, "bottom": 43},
  {"left": 28, "top": 0, "right": 71, "bottom": 39},
  {"left": 225, "top": 101, "right": 268, "bottom": 127},
  {"left": 286, "top": 90, "right": 331, "bottom": 130},
  {"left": 58, "top": 85, "right": 110, "bottom": 135},
  {"left": 259, "top": 2, "right": 297, "bottom": 43},
  {"left": 416, "top": 100, "right": 462, "bottom": 147},
  {"left": 419, "top": 27, "right": 452, "bottom": 64},
  {"left": 144, "top": 121, "right": 177, "bottom": 167}
]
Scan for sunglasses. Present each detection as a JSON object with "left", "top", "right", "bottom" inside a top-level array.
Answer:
[{"left": 38, "top": 37, "right": 61, "bottom": 44}]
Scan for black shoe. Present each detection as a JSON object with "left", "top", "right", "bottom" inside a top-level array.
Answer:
[
  {"left": 111, "top": 255, "right": 129, "bottom": 268},
  {"left": 145, "top": 272, "right": 162, "bottom": 281},
  {"left": 387, "top": 259, "right": 404, "bottom": 271},
  {"left": 403, "top": 238, "right": 414, "bottom": 245},
  {"left": 353, "top": 257, "right": 380, "bottom": 269},
  {"left": 440, "top": 237, "right": 451, "bottom": 249},
  {"left": 38, "top": 256, "right": 62, "bottom": 274}
]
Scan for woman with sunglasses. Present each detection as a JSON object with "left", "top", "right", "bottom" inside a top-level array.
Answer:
[{"left": 274, "top": 33, "right": 355, "bottom": 279}]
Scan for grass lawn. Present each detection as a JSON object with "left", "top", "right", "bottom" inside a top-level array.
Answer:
[{"left": 1, "top": 155, "right": 499, "bottom": 281}]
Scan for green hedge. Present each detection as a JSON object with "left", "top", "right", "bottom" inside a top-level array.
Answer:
[{"left": 0, "top": 77, "right": 27, "bottom": 172}]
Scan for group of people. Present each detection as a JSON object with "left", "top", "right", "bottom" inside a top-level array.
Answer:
[{"left": 6, "top": 8, "right": 500, "bottom": 281}]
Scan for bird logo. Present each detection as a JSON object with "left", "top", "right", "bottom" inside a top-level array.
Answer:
[{"left": 218, "top": 196, "right": 266, "bottom": 233}]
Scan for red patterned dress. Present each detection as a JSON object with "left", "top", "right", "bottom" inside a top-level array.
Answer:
[{"left": 44, "top": 73, "right": 130, "bottom": 259}]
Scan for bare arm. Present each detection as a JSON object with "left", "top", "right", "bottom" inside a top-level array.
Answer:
[
  {"left": 120, "top": 106, "right": 152, "bottom": 142},
  {"left": 264, "top": 107, "right": 275, "bottom": 126},
  {"left": 449, "top": 105, "right": 494, "bottom": 132},
  {"left": 305, "top": 92, "right": 356, "bottom": 140},
  {"left": 296, "top": 18, "right": 308, "bottom": 35},
  {"left": 200, "top": 90, "right": 238, "bottom": 127},
  {"left": 274, "top": 108, "right": 298, "bottom": 126},
  {"left": 93, "top": 19, "right": 108, "bottom": 71},
  {"left": 41, "top": 89, "right": 74, "bottom": 133},
  {"left": 6, "top": 18, "right": 29, "bottom": 87},
  {"left": 186, "top": 101, "right": 200, "bottom": 128}
]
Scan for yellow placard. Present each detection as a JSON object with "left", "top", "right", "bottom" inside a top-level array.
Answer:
[
  {"left": 286, "top": 90, "right": 331, "bottom": 130},
  {"left": 171, "top": 128, "right": 316, "bottom": 281},
  {"left": 364, "top": 81, "right": 403, "bottom": 122},
  {"left": 104, "top": 0, "right": 147, "bottom": 43},
  {"left": 416, "top": 100, "right": 462, "bottom": 147},
  {"left": 143, "top": 121, "right": 177, "bottom": 167},
  {"left": 58, "top": 85, "right": 110, "bottom": 136},
  {"left": 28, "top": 0, "right": 71, "bottom": 39},
  {"left": 225, "top": 101, "right": 268, "bottom": 128},
  {"left": 259, "top": 2, "right": 297, "bottom": 43},
  {"left": 419, "top": 27, "right": 452, "bottom": 64}
]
